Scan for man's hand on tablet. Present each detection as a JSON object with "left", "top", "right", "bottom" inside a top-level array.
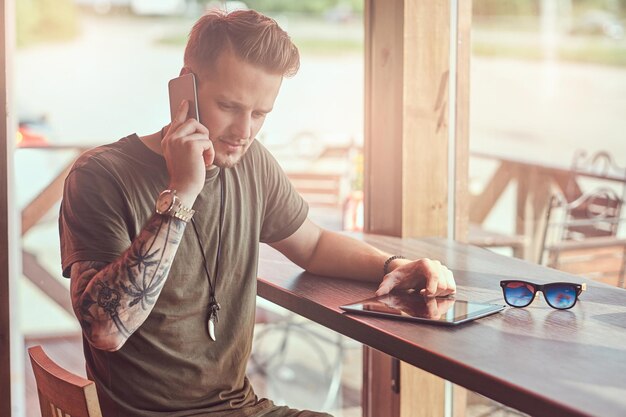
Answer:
[{"left": 376, "top": 258, "right": 457, "bottom": 298}]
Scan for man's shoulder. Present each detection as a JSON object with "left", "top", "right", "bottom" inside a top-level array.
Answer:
[{"left": 71, "top": 134, "right": 141, "bottom": 174}]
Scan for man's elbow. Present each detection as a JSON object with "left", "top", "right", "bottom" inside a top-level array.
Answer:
[{"left": 83, "top": 328, "right": 127, "bottom": 352}]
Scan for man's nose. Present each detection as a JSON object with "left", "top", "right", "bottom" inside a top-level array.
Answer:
[{"left": 231, "top": 114, "right": 251, "bottom": 140}]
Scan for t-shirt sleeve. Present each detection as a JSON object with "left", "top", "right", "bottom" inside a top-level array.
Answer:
[
  {"left": 59, "top": 164, "right": 133, "bottom": 278},
  {"left": 257, "top": 143, "right": 309, "bottom": 243}
]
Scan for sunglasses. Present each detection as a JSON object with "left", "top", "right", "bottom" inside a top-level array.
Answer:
[{"left": 500, "top": 280, "right": 586, "bottom": 310}]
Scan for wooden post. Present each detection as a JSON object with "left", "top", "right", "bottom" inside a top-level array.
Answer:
[
  {"left": 0, "top": 1, "right": 10, "bottom": 415},
  {"left": 1, "top": 0, "right": 21, "bottom": 415},
  {"left": 363, "top": 0, "right": 471, "bottom": 416}
]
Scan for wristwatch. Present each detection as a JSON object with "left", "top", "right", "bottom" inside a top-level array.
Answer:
[{"left": 155, "top": 189, "right": 195, "bottom": 222}]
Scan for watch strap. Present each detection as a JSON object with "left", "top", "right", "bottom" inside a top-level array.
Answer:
[
  {"left": 157, "top": 190, "right": 195, "bottom": 222},
  {"left": 169, "top": 194, "right": 195, "bottom": 222}
]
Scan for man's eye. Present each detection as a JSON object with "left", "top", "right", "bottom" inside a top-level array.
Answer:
[
  {"left": 253, "top": 112, "right": 266, "bottom": 119},
  {"left": 219, "top": 103, "right": 232, "bottom": 110}
]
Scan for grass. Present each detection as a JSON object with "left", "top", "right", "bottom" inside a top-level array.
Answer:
[
  {"left": 156, "top": 33, "right": 190, "bottom": 46},
  {"left": 292, "top": 37, "right": 363, "bottom": 55},
  {"left": 559, "top": 44, "right": 626, "bottom": 67},
  {"left": 156, "top": 33, "right": 363, "bottom": 55},
  {"left": 473, "top": 40, "right": 626, "bottom": 67},
  {"left": 157, "top": 18, "right": 626, "bottom": 66}
]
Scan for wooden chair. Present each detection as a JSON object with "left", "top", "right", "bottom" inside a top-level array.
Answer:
[
  {"left": 286, "top": 171, "right": 345, "bottom": 230},
  {"left": 286, "top": 172, "right": 343, "bottom": 208},
  {"left": 28, "top": 345, "right": 102, "bottom": 417},
  {"left": 540, "top": 188, "right": 626, "bottom": 288},
  {"left": 564, "top": 150, "right": 626, "bottom": 222}
]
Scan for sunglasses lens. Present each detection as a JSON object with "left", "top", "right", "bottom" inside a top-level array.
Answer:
[
  {"left": 544, "top": 284, "right": 577, "bottom": 309},
  {"left": 503, "top": 282, "right": 534, "bottom": 307}
]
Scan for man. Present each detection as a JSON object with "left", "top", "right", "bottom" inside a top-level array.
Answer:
[{"left": 60, "top": 9, "right": 456, "bottom": 417}]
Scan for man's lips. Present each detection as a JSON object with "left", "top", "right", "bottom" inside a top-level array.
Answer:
[{"left": 219, "top": 139, "right": 246, "bottom": 149}]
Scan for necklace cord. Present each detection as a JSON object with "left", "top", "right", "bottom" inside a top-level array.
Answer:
[{"left": 190, "top": 168, "right": 225, "bottom": 300}]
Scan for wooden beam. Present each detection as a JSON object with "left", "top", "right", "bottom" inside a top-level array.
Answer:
[
  {"left": 454, "top": 0, "right": 472, "bottom": 245},
  {"left": 469, "top": 163, "right": 515, "bottom": 224},
  {"left": 21, "top": 163, "right": 73, "bottom": 236},
  {"left": 399, "top": 0, "right": 450, "bottom": 238},
  {"left": 22, "top": 250, "right": 74, "bottom": 316},
  {"left": 362, "top": 348, "right": 400, "bottom": 417},
  {"left": 364, "top": 0, "right": 404, "bottom": 236},
  {"left": 400, "top": 364, "right": 445, "bottom": 417},
  {"left": 363, "top": 0, "right": 471, "bottom": 416},
  {"left": 1, "top": 0, "right": 15, "bottom": 414}
]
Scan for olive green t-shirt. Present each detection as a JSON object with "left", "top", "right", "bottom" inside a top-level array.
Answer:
[{"left": 59, "top": 135, "right": 308, "bottom": 417}]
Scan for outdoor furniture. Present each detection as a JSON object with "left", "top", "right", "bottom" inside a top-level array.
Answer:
[
  {"left": 539, "top": 189, "right": 626, "bottom": 287},
  {"left": 537, "top": 150, "right": 626, "bottom": 287},
  {"left": 28, "top": 345, "right": 102, "bottom": 417},
  {"left": 286, "top": 172, "right": 344, "bottom": 208},
  {"left": 286, "top": 171, "right": 345, "bottom": 231},
  {"left": 565, "top": 149, "right": 626, "bottom": 205},
  {"left": 467, "top": 223, "right": 526, "bottom": 257},
  {"left": 470, "top": 150, "right": 626, "bottom": 262}
]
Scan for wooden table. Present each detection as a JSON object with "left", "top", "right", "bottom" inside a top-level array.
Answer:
[
  {"left": 470, "top": 151, "right": 626, "bottom": 262},
  {"left": 258, "top": 235, "right": 626, "bottom": 417}
]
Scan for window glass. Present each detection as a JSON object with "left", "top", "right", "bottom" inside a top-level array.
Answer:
[{"left": 469, "top": 0, "right": 626, "bottom": 288}]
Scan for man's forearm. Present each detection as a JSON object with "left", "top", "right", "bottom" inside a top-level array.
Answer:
[
  {"left": 70, "top": 214, "right": 186, "bottom": 351},
  {"left": 304, "top": 230, "right": 405, "bottom": 283}
]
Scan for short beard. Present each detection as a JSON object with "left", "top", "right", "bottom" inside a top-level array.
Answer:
[{"left": 212, "top": 153, "right": 241, "bottom": 169}]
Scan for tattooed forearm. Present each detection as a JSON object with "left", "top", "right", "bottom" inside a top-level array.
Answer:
[{"left": 70, "top": 214, "right": 185, "bottom": 351}]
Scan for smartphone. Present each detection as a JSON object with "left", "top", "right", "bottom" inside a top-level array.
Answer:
[{"left": 168, "top": 73, "right": 200, "bottom": 123}]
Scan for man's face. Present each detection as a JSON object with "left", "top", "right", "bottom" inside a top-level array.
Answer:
[{"left": 193, "top": 49, "right": 283, "bottom": 168}]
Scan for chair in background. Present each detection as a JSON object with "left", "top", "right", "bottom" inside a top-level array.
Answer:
[
  {"left": 539, "top": 150, "right": 626, "bottom": 287},
  {"left": 540, "top": 187, "right": 626, "bottom": 288},
  {"left": 28, "top": 345, "right": 102, "bottom": 417},
  {"left": 564, "top": 149, "right": 626, "bottom": 207}
]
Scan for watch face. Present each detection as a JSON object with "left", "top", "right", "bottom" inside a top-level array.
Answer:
[{"left": 157, "top": 192, "right": 174, "bottom": 213}]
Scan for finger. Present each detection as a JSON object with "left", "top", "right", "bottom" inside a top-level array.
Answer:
[
  {"left": 163, "top": 133, "right": 211, "bottom": 148},
  {"left": 161, "top": 123, "right": 172, "bottom": 139},
  {"left": 172, "top": 99, "right": 189, "bottom": 129},
  {"left": 431, "top": 268, "right": 454, "bottom": 297},
  {"left": 375, "top": 275, "right": 396, "bottom": 296},
  {"left": 203, "top": 145, "right": 215, "bottom": 166},
  {"left": 196, "top": 120, "right": 210, "bottom": 136},
  {"left": 168, "top": 118, "right": 209, "bottom": 140},
  {"left": 419, "top": 261, "right": 439, "bottom": 297},
  {"left": 177, "top": 116, "right": 209, "bottom": 137},
  {"left": 444, "top": 268, "right": 457, "bottom": 295}
]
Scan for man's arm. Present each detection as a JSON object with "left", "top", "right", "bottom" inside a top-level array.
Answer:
[
  {"left": 269, "top": 218, "right": 456, "bottom": 297},
  {"left": 69, "top": 100, "right": 214, "bottom": 352},
  {"left": 70, "top": 214, "right": 185, "bottom": 352}
]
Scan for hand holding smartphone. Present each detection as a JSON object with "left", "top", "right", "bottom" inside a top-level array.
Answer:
[
  {"left": 168, "top": 73, "right": 200, "bottom": 123},
  {"left": 163, "top": 73, "right": 214, "bottom": 204},
  {"left": 167, "top": 72, "right": 214, "bottom": 168}
]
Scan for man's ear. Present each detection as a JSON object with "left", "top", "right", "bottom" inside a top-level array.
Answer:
[{"left": 179, "top": 67, "right": 191, "bottom": 76}]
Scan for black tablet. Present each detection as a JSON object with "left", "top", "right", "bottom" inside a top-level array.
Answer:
[{"left": 340, "top": 293, "right": 505, "bottom": 326}]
